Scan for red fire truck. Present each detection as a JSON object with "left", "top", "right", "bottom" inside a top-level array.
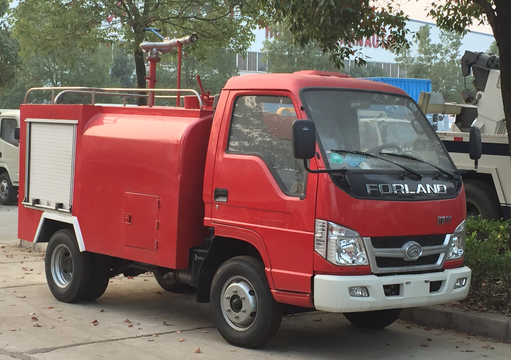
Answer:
[{"left": 17, "top": 36, "right": 478, "bottom": 348}]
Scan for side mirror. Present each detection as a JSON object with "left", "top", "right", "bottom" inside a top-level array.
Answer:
[
  {"left": 14, "top": 128, "right": 20, "bottom": 141},
  {"left": 469, "top": 126, "right": 482, "bottom": 169},
  {"left": 292, "top": 120, "right": 316, "bottom": 159}
]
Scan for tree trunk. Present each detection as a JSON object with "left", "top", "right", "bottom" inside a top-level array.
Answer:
[{"left": 133, "top": 29, "right": 147, "bottom": 106}]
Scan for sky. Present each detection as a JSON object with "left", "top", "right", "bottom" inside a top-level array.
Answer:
[{"left": 398, "top": 0, "right": 493, "bottom": 35}]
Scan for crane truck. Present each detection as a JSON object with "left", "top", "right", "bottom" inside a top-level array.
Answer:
[
  {"left": 421, "top": 51, "right": 509, "bottom": 220},
  {"left": 17, "top": 35, "right": 478, "bottom": 348}
]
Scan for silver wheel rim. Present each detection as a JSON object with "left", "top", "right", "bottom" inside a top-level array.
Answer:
[
  {"left": 51, "top": 244, "right": 73, "bottom": 288},
  {"left": 220, "top": 275, "right": 258, "bottom": 331},
  {"left": 0, "top": 179, "right": 8, "bottom": 200}
]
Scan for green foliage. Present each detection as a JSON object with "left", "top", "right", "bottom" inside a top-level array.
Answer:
[
  {"left": 0, "top": 0, "right": 19, "bottom": 87},
  {"left": 464, "top": 217, "right": 511, "bottom": 313},
  {"left": 11, "top": 0, "right": 262, "bottom": 90},
  {"left": 155, "top": 48, "right": 239, "bottom": 98},
  {"left": 263, "top": 27, "right": 339, "bottom": 73},
  {"left": 394, "top": 25, "right": 465, "bottom": 102},
  {"left": 262, "top": 26, "right": 388, "bottom": 77},
  {"left": 488, "top": 41, "right": 499, "bottom": 56},
  {"left": 259, "top": 0, "right": 409, "bottom": 68}
]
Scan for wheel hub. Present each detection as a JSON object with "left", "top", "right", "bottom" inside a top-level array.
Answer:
[
  {"left": 221, "top": 279, "right": 257, "bottom": 329},
  {"left": 51, "top": 244, "right": 74, "bottom": 288},
  {"left": 0, "top": 180, "right": 8, "bottom": 199}
]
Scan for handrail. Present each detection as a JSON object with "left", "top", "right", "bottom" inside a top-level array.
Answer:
[{"left": 24, "top": 87, "right": 203, "bottom": 108}]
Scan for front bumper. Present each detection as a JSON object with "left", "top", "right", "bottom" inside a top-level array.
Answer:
[{"left": 314, "top": 266, "right": 471, "bottom": 313}]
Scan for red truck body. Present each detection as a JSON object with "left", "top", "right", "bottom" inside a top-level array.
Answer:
[{"left": 18, "top": 70, "right": 470, "bottom": 348}]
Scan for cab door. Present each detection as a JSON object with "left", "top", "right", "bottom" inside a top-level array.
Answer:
[
  {"left": 0, "top": 116, "right": 19, "bottom": 185},
  {"left": 209, "top": 91, "right": 317, "bottom": 294}
]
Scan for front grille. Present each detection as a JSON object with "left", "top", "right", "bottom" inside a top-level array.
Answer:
[
  {"left": 371, "top": 235, "right": 446, "bottom": 248},
  {"left": 364, "top": 235, "right": 449, "bottom": 274},
  {"left": 376, "top": 254, "right": 440, "bottom": 268}
]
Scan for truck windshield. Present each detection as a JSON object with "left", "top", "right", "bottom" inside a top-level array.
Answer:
[{"left": 301, "top": 89, "right": 455, "bottom": 173}]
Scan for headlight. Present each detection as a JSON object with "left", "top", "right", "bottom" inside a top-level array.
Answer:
[
  {"left": 315, "top": 220, "right": 369, "bottom": 266},
  {"left": 447, "top": 220, "right": 466, "bottom": 260}
]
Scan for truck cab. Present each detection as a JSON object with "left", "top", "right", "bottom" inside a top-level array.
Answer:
[{"left": 0, "top": 109, "right": 19, "bottom": 205}]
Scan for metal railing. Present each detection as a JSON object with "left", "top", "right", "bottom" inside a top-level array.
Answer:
[{"left": 24, "top": 87, "right": 203, "bottom": 108}]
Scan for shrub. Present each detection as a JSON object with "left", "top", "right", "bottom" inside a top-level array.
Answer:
[{"left": 464, "top": 217, "right": 511, "bottom": 312}]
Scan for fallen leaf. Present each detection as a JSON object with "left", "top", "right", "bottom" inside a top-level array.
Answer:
[
  {"left": 100, "top": 309, "right": 105, "bottom": 312},
  {"left": 128, "top": 324, "right": 133, "bottom": 328},
  {"left": 92, "top": 320, "right": 99, "bottom": 326},
  {"left": 427, "top": 338, "right": 432, "bottom": 342},
  {"left": 420, "top": 344, "right": 429, "bottom": 347},
  {"left": 163, "top": 322, "right": 173, "bottom": 326},
  {"left": 313, "top": 318, "right": 322, "bottom": 322},
  {"left": 194, "top": 347, "right": 201, "bottom": 353},
  {"left": 200, "top": 331, "right": 208, "bottom": 334},
  {"left": 148, "top": 339, "right": 154, "bottom": 342},
  {"left": 152, "top": 334, "right": 158, "bottom": 337},
  {"left": 482, "top": 344, "right": 494, "bottom": 350},
  {"left": 177, "top": 330, "right": 182, "bottom": 334},
  {"left": 31, "top": 317, "right": 39, "bottom": 322},
  {"left": 47, "top": 306, "right": 54, "bottom": 309},
  {"left": 16, "top": 295, "right": 26, "bottom": 298},
  {"left": 179, "top": 338, "right": 185, "bottom": 342},
  {"left": 124, "top": 319, "right": 132, "bottom": 323},
  {"left": 33, "top": 324, "right": 43, "bottom": 328}
]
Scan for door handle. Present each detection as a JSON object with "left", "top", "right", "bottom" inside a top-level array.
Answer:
[{"left": 214, "top": 188, "right": 228, "bottom": 203}]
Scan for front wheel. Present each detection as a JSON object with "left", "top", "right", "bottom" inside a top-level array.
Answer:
[
  {"left": 0, "top": 173, "right": 17, "bottom": 205},
  {"left": 210, "top": 256, "right": 282, "bottom": 348},
  {"left": 344, "top": 308, "right": 402, "bottom": 329},
  {"left": 45, "top": 229, "right": 93, "bottom": 303}
]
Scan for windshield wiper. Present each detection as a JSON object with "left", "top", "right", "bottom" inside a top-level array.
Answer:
[
  {"left": 378, "top": 152, "right": 455, "bottom": 179},
  {"left": 331, "top": 149, "right": 423, "bottom": 179}
]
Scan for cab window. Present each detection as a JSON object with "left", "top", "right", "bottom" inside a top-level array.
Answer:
[
  {"left": 227, "top": 95, "right": 306, "bottom": 196},
  {"left": 0, "top": 118, "right": 18, "bottom": 147}
]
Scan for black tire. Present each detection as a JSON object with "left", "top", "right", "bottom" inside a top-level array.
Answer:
[
  {"left": 81, "top": 254, "right": 111, "bottom": 301},
  {"left": 154, "top": 271, "right": 187, "bottom": 292},
  {"left": 45, "top": 229, "right": 93, "bottom": 303},
  {"left": 464, "top": 179, "right": 501, "bottom": 219},
  {"left": 344, "top": 308, "right": 402, "bottom": 329},
  {"left": 0, "top": 172, "right": 17, "bottom": 205},
  {"left": 210, "top": 256, "right": 282, "bottom": 348}
]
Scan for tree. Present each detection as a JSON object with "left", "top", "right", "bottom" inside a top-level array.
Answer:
[
  {"left": 0, "top": 0, "right": 19, "bottom": 88},
  {"left": 394, "top": 25, "right": 466, "bottom": 102},
  {"left": 0, "top": 44, "right": 116, "bottom": 108},
  {"left": 262, "top": 27, "right": 340, "bottom": 73},
  {"left": 11, "top": 0, "right": 262, "bottom": 98},
  {"left": 262, "top": 26, "right": 388, "bottom": 77},
  {"left": 259, "top": 0, "right": 410, "bottom": 68},
  {"left": 154, "top": 48, "right": 239, "bottom": 99}
]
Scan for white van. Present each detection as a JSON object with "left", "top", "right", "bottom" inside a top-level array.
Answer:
[{"left": 0, "top": 110, "right": 20, "bottom": 205}]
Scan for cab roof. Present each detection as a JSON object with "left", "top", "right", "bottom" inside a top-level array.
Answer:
[{"left": 224, "top": 70, "right": 409, "bottom": 97}]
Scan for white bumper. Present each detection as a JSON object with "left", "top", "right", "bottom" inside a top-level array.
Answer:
[{"left": 314, "top": 266, "right": 471, "bottom": 313}]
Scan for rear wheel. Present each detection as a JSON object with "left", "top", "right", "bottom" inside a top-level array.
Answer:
[
  {"left": 464, "top": 179, "right": 500, "bottom": 219},
  {"left": 0, "top": 173, "right": 17, "bottom": 205},
  {"left": 344, "top": 308, "right": 402, "bottom": 329},
  {"left": 45, "top": 229, "right": 93, "bottom": 303},
  {"left": 210, "top": 256, "right": 282, "bottom": 348},
  {"left": 81, "top": 254, "right": 111, "bottom": 301}
]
